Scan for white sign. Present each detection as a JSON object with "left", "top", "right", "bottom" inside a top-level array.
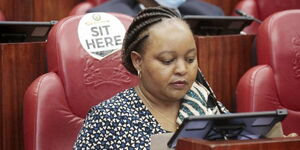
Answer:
[{"left": 78, "top": 13, "right": 126, "bottom": 60}]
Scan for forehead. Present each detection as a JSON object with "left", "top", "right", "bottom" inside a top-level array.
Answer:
[
  {"left": 149, "top": 18, "right": 191, "bottom": 35},
  {"left": 143, "top": 18, "right": 195, "bottom": 53},
  {"left": 147, "top": 18, "right": 193, "bottom": 42}
]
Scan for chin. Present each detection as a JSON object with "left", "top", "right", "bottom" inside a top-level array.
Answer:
[{"left": 168, "top": 90, "right": 188, "bottom": 101}]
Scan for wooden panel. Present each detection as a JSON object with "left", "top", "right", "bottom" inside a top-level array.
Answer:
[
  {"left": 0, "top": 1, "right": 13, "bottom": 20},
  {"left": 0, "top": 0, "right": 33, "bottom": 21},
  {"left": 176, "top": 137, "right": 300, "bottom": 150},
  {"left": 0, "top": 42, "right": 47, "bottom": 150},
  {"left": 0, "top": 0, "right": 81, "bottom": 21},
  {"left": 195, "top": 35, "right": 255, "bottom": 112},
  {"left": 203, "top": 0, "right": 242, "bottom": 15},
  {"left": 33, "top": 0, "right": 81, "bottom": 21}
]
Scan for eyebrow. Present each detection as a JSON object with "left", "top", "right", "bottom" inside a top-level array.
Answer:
[
  {"left": 186, "top": 48, "right": 197, "bottom": 54},
  {"left": 157, "top": 48, "right": 197, "bottom": 56}
]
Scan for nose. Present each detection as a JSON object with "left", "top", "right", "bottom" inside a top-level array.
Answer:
[{"left": 175, "top": 59, "right": 187, "bottom": 76}]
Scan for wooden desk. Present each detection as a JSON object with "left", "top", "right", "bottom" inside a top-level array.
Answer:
[
  {"left": 0, "top": 42, "right": 47, "bottom": 150},
  {"left": 176, "top": 137, "right": 300, "bottom": 150},
  {"left": 195, "top": 34, "right": 255, "bottom": 112}
]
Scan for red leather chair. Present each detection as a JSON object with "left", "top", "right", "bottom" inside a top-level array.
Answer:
[
  {"left": 69, "top": 0, "right": 108, "bottom": 16},
  {"left": 236, "top": 10, "right": 300, "bottom": 134},
  {"left": 23, "top": 13, "right": 138, "bottom": 150},
  {"left": 234, "top": 0, "right": 300, "bottom": 34}
]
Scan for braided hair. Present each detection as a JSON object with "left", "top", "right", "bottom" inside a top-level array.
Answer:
[{"left": 122, "top": 7, "right": 181, "bottom": 75}]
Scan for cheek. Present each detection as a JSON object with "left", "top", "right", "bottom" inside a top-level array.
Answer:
[
  {"left": 143, "top": 61, "right": 173, "bottom": 81},
  {"left": 186, "top": 62, "right": 198, "bottom": 81},
  {"left": 191, "top": 61, "right": 198, "bottom": 73}
]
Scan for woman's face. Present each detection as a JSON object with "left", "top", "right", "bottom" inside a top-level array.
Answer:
[{"left": 135, "top": 19, "right": 198, "bottom": 102}]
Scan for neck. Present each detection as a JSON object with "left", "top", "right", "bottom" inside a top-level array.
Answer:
[
  {"left": 137, "top": 0, "right": 159, "bottom": 7},
  {"left": 137, "top": 85, "right": 180, "bottom": 111},
  {"left": 135, "top": 85, "right": 180, "bottom": 132}
]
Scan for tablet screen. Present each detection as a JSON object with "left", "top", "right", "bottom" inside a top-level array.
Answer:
[
  {"left": 167, "top": 109, "right": 287, "bottom": 148},
  {"left": 183, "top": 15, "right": 253, "bottom": 35},
  {"left": 0, "top": 20, "right": 57, "bottom": 43}
]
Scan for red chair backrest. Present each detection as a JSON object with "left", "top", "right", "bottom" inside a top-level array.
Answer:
[
  {"left": 234, "top": 0, "right": 300, "bottom": 34},
  {"left": 24, "top": 13, "right": 138, "bottom": 150},
  {"left": 236, "top": 10, "right": 300, "bottom": 134}
]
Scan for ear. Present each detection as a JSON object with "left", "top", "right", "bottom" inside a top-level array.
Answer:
[{"left": 131, "top": 51, "right": 143, "bottom": 71}]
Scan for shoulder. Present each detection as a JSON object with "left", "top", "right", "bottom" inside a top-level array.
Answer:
[
  {"left": 91, "top": 88, "right": 139, "bottom": 115},
  {"left": 85, "top": 87, "right": 148, "bottom": 123},
  {"left": 74, "top": 88, "right": 156, "bottom": 149}
]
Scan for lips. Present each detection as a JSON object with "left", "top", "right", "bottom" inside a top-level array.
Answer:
[{"left": 170, "top": 80, "right": 188, "bottom": 89}]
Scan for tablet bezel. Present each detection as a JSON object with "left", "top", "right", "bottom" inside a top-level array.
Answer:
[
  {"left": 183, "top": 15, "right": 253, "bottom": 35},
  {"left": 167, "top": 109, "right": 288, "bottom": 148},
  {"left": 0, "top": 20, "right": 57, "bottom": 43}
]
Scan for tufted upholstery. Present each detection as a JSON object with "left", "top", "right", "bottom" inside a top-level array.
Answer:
[
  {"left": 23, "top": 13, "right": 138, "bottom": 150},
  {"left": 69, "top": 0, "right": 108, "bottom": 16},
  {"left": 233, "top": 0, "right": 300, "bottom": 34},
  {"left": 236, "top": 10, "right": 300, "bottom": 134}
]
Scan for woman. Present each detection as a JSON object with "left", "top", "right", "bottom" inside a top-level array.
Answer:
[{"left": 74, "top": 7, "right": 227, "bottom": 149}]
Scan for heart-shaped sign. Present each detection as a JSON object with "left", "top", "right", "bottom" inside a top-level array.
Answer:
[{"left": 78, "top": 12, "right": 126, "bottom": 60}]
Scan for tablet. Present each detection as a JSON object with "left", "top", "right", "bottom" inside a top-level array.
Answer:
[
  {"left": 183, "top": 15, "right": 253, "bottom": 35},
  {"left": 167, "top": 109, "right": 288, "bottom": 148},
  {"left": 0, "top": 20, "right": 57, "bottom": 43}
]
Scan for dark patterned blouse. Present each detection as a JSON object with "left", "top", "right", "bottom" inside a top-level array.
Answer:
[
  {"left": 74, "top": 88, "right": 167, "bottom": 149},
  {"left": 74, "top": 82, "right": 228, "bottom": 149}
]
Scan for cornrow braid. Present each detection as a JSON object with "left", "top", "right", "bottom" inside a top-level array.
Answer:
[
  {"left": 122, "top": 6, "right": 181, "bottom": 75},
  {"left": 124, "top": 18, "right": 162, "bottom": 51}
]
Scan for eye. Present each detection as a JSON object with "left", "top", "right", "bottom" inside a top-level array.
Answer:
[
  {"left": 186, "top": 57, "right": 195, "bottom": 63},
  {"left": 161, "top": 59, "right": 175, "bottom": 65}
]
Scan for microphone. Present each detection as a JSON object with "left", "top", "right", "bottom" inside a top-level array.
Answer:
[
  {"left": 235, "top": 9, "right": 262, "bottom": 23},
  {"left": 196, "top": 69, "right": 225, "bottom": 114}
]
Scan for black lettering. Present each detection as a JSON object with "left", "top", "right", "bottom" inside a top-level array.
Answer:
[
  {"left": 114, "top": 35, "right": 122, "bottom": 46},
  {"left": 91, "top": 27, "right": 99, "bottom": 36},
  {"left": 85, "top": 39, "right": 96, "bottom": 49},
  {"left": 102, "top": 25, "right": 110, "bottom": 35},
  {"left": 91, "top": 26, "right": 110, "bottom": 37},
  {"left": 95, "top": 38, "right": 104, "bottom": 48},
  {"left": 98, "top": 26, "right": 103, "bottom": 36},
  {"left": 104, "top": 37, "right": 113, "bottom": 47}
]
